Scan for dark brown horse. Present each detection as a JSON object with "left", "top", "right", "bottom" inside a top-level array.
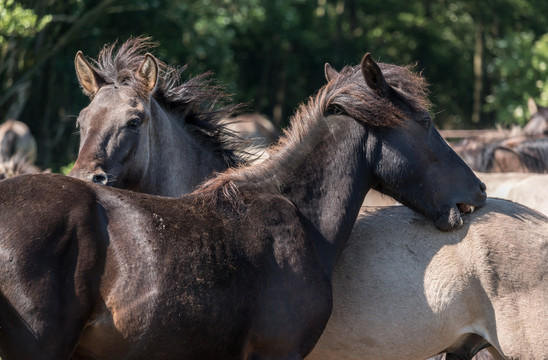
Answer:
[
  {"left": 0, "top": 53, "right": 485, "bottom": 360},
  {"left": 69, "top": 37, "right": 245, "bottom": 196}
]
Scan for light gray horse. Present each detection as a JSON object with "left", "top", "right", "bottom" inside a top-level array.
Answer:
[{"left": 307, "top": 198, "right": 548, "bottom": 360}]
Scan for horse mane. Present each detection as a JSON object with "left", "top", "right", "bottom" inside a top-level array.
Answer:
[
  {"left": 511, "top": 138, "right": 548, "bottom": 172},
  {"left": 195, "top": 60, "right": 432, "bottom": 211},
  {"left": 89, "top": 36, "right": 246, "bottom": 167}
]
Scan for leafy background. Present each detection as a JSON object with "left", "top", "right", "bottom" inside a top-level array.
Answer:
[{"left": 2, "top": 0, "right": 548, "bottom": 171}]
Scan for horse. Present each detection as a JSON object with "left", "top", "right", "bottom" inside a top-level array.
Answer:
[
  {"left": 307, "top": 198, "right": 548, "bottom": 360},
  {"left": 450, "top": 98, "right": 548, "bottom": 173},
  {"left": 68, "top": 37, "right": 246, "bottom": 197},
  {"left": 0, "top": 49, "right": 486, "bottom": 359},
  {"left": 484, "top": 135, "right": 548, "bottom": 173},
  {"left": 0, "top": 119, "right": 41, "bottom": 179},
  {"left": 224, "top": 113, "right": 279, "bottom": 145},
  {"left": 0, "top": 119, "right": 37, "bottom": 164}
]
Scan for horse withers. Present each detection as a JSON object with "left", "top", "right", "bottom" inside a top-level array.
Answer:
[{"left": 0, "top": 50, "right": 485, "bottom": 360}]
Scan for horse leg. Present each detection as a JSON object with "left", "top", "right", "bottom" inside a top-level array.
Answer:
[
  {"left": 443, "top": 334, "right": 493, "bottom": 360},
  {"left": 483, "top": 346, "right": 506, "bottom": 360}
]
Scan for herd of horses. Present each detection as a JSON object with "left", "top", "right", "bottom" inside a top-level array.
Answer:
[
  {"left": 450, "top": 97, "right": 548, "bottom": 174},
  {"left": 0, "top": 37, "right": 546, "bottom": 359}
]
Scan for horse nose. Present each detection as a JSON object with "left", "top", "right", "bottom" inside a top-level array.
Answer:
[
  {"left": 92, "top": 172, "right": 108, "bottom": 185},
  {"left": 479, "top": 181, "right": 487, "bottom": 192}
]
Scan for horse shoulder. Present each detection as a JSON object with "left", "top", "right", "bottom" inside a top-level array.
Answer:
[{"left": 0, "top": 173, "right": 108, "bottom": 357}]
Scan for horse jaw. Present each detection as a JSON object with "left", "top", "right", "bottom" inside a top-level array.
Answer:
[{"left": 434, "top": 206, "right": 463, "bottom": 231}]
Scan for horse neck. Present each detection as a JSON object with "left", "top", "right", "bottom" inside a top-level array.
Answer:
[
  {"left": 258, "top": 114, "right": 372, "bottom": 273},
  {"left": 142, "top": 101, "right": 230, "bottom": 197}
]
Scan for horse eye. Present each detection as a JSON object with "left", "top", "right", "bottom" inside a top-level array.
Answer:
[
  {"left": 126, "top": 118, "right": 141, "bottom": 129},
  {"left": 418, "top": 117, "right": 431, "bottom": 128}
]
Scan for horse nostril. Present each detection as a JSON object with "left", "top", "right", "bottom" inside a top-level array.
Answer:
[
  {"left": 479, "top": 181, "right": 487, "bottom": 192},
  {"left": 92, "top": 173, "right": 108, "bottom": 185}
]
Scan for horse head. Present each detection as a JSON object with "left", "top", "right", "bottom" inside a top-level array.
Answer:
[
  {"left": 524, "top": 97, "right": 548, "bottom": 136},
  {"left": 326, "top": 54, "right": 486, "bottom": 230},
  {"left": 68, "top": 37, "right": 243, "bottom": 197},
  {"left": 69, "top": 49, "right": 158, "bottom": 189}
]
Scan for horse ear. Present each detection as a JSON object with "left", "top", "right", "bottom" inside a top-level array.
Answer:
[
  {"left": 137, "top": 53, "right": 159, "bottom": 95},
  {"left": 361, "top": 53, "right": 391, "bottom": 97},
  {"left": 528, "top": 97, "right": 538, "bottom": 115},
  {"left": 324, "top": 63, "right": 338, "bottom": 82},
  {"left": 75, "top": 51, "right": 103, "bottom": 97}
]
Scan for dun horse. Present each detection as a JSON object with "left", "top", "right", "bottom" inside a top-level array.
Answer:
[
  {"left": 307, "top": 198, "right": 548, "bottom": 360},
  {"left": 0, "top": 49, "right": 485, "bottom": 359},
  {"left": 452, "top": 99, "right": 548, "bottom": 173},
  {"left": 0, "top": 119, "right": 40, "bottom": 179}
]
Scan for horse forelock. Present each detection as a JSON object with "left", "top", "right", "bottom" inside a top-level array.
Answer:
[
  {"left": 90, "top": 36, "right": 246, "bottom": 167},
  {"left": 194, "top": 59, "right": 432, "bottom": 211}
]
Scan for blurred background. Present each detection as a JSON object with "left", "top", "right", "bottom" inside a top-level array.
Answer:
[{"left": 2, "top": 0, "right": 548, "bottom": 171}]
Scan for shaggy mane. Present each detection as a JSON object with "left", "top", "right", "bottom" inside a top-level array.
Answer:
[{"left": 87, "top": 36, "right": 246, "bottom": 167}]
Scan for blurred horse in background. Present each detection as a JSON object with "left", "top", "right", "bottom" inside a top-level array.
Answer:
[
  {"left": 524, "top": 97, "right": 548, "bottom": 136},
  {"left": 223, "top": 113, "right": 279, "bottom": 163},
  {"left": 450, "top": 98, "right": 548, "bottom": 173},
  {"left": 0, "top": 119, "right": 41, "bottom": 179}
]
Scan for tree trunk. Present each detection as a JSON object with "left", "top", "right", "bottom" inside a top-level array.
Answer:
[{"left": 472, "top": 21, "right": 483, "bottom": 124}]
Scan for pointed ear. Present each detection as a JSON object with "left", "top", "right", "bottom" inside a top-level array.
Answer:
[
  {"left": 136, "top": 53, "right": 159, "bottom": 94},
  {"left": 361, "top": 53, "right": 391, "bottom": 97},
  {"left": 75, "top": 51, "right": 103, "bottom": 97},
  {"left": 528, "top": 97, "right": 538, "bottom": 115},
  {"left": 324, "top": 63, "right": 338, "bottom": 82}
]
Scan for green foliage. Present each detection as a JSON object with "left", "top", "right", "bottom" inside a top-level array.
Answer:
[
  {"left": 59, "top": 161, "right": 74, "bottom": 175},
  {"left": 0, "top": 0, "right": 52, "bottom": 41},
  {"left": 486, "top": 32, "right": 548, "bottom": 126},
  {"left": 2, "top": 0, "right": 548, "bottom": 169}
]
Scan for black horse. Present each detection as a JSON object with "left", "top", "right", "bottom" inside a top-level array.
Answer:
[{"left": 0, "top": 54, "right": 485, "bottom": 359}]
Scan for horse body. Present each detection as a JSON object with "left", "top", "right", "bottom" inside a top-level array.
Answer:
[
  {"left": 0, "top": 174, "right": 329, "bottom": 359},
  {"left": 307, "top": 198, "right": 548, "bottom": 360},
  {"left": 476, "top": 172, "right": 548, "bottom": 216}
]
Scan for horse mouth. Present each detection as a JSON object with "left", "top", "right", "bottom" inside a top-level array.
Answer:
[
  {"left": 457, "top": 203, "right": 475, "bottom": 214},
  {"left": 435, "top": 202, "right": 480, "bottom": 232}
]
